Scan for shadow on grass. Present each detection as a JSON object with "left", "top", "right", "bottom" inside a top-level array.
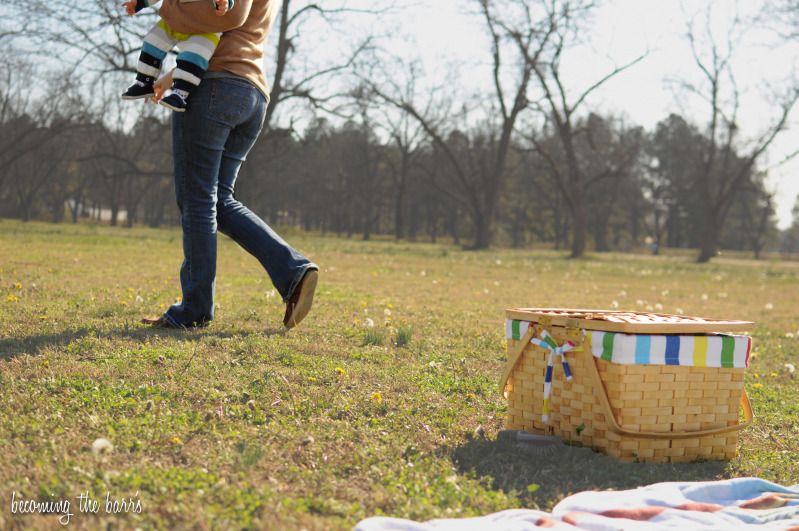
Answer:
[
  {"left": 452, "top": 437, "right": 729, "bottom": 509},
  {"left": 0, "top": 324, "right": 286, "bottom": 360}
]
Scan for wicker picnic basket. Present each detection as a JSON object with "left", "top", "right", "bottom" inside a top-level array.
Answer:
[{"left": 499, "top": 309, "right": 755, "bottom": 463}]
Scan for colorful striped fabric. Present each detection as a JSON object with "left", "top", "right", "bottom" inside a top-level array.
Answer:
[{"left": 505, "top": 320, "right": 752, "bottom": 368}]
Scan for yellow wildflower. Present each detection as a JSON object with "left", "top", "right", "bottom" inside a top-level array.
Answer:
[
  {"left": 6, "top": 294, "right": 18, "bottom": 303},
  {"left": 371, "top": 391, "right": 382, "bottom": 404},
  {"left": 171, "top": 436, "right": 184, "bottom": 445},
  {"left": 751, "top": 383, "right": 764, "bottom": 389},
  {"left": 335, "top": 367, "right": 346, "bottom": 376}
]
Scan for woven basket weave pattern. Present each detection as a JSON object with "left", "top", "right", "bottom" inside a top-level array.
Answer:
[{"left": 505, "top": 325, "right": 745, "bottom": 463}]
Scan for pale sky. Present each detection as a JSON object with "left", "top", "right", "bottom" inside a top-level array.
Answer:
[{"left": 310, "top": 0, "right": 799, "bottom": 228}]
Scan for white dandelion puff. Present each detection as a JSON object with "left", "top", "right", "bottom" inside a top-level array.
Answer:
[{"left": 91, "top": 438, "right": 114, "bottom": 455}]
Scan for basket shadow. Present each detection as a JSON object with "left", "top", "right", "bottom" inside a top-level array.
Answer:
[{"left": 452, "top": 437, "right": 730, "bottom": 509}]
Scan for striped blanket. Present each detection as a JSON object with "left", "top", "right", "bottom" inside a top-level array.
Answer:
[
  {"left": 356, "top": 478, "right": 799, "bottom": 530},
  {"left": 506, "top": 320, "right": 751, "bottom": 369}
]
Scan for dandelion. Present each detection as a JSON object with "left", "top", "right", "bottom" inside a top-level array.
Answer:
[
  {"left": 14, "top": 282, "right": 22, "bottom": 290},
  {"left": 764, "top": 303, "right": 774, "bottom": 311},
  {"left": 308, "top": 376, "right": 318, "bottom": 382},
  {"left": 610, "top": 300, "right": 619, "bottom": 309},
  {"left": 5, "top": 294, "right": 18, "bottom": 303},
  {"left": 335, "top": 367, "right": 346, "bottom": 376},
  {"left": 171, "top": 436, "right": 184, "bottom": 445},
  {"left": 751, "top": 383, "right": 764, "bottom": 389},
  {"left": 364, "top": 318, "right": 375, "bottom": 328},
  {"left": 266, "top": 290, "right": 276, "bottom": 299},
  {"left": 383, "top": 308, "right": 392, "bottom": 317},
  {"left": 135, "top": 295, "right": 144, "bottom": 304},
  {"left": 91, "top": 438, "right": 114, "bottom": 455},
  {"left": 785, "top": 364, "right": 796, "bottom": 374},
  {"left": 466, "top": 392, "right": 477, "bottom": 401},
  {"left": 420, "top": 271, "right": 427, "bottom": 277},
  {"left": 785, "top": 332, "right": 795, "bottom": 339},
  {"left": 371, "top": 391, "right": 383, "bottom": 404},
  {"left": 495, "top": 259, "right": 502, "bottom": 265},
  {"left": 701, "top": 294, "right": 709, "bottom": 301}
]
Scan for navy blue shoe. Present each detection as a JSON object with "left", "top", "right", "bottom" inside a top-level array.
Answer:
[
  {"left": 122, "top": 81, "right": 154, "bottom": 100},
  {"left": 160, "top": 91, "right": 188, "bottom": 112}
]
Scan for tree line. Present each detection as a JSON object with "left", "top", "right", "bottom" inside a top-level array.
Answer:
[{"left": 1, "top": 0, "right": 797, "bottom": 262}]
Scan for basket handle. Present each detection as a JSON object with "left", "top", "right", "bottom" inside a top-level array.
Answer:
[
  {"left": 498, "top": 325, "right": 537, "bottom": 397},
  {"left": 583, "top": 347, "right": 754, "bottom": 440}
]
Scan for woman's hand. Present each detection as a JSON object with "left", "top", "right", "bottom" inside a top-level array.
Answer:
[
  {"left": 150, "top": 69, "right": 175, "bottom": 103},
  {"left": 122, "top": 0, "right": 137, "bottom": 16}
]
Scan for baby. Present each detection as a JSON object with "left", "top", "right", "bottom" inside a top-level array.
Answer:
[{"left": 121, "top": 0, "right": 233, "bottom": 112}]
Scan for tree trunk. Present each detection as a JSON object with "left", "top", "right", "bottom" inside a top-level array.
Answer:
[
  {"left": 570, "top": 190, "right": 587, "bottom": 258},
  {"left": 594, "top": 214, "right": 610, "bottom": 252},
  {"left": 697, "top": 220, "right": 718, "bottom": 263},
  {"left": 472, "top": 211, "right": 492, "bottom": 250},
  {"left": 394, "top": 188, "right": 405, "bottom": 240}
]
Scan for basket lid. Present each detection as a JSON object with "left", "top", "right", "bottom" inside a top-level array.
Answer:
[{"left": 505, "top": 308, "right": 754, "bottom": 334}]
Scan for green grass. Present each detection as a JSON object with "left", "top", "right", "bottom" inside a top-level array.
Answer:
[{"left": 0, "top": 219, "right": 797, "bottom": 529}]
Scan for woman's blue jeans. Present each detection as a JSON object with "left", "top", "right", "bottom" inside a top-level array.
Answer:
[{"left": 163, "top": 76, "right": 316, "bottom": 328}]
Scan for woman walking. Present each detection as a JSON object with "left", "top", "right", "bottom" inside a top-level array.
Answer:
[{"left": 142, "top": 0, "right": 318, "bottom": 330}]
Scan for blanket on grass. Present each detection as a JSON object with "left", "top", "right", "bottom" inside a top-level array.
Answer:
[{"left": 356, "top": 478, "right": 799, "bottom": 530}]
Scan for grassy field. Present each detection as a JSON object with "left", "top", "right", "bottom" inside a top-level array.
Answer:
[{"left": 0, "top": 220, "right": 797, "bottom": 530}]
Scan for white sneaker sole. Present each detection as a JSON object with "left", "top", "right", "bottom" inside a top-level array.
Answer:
[
  {"left": 159, "top": 100, "right": 187, "bottom": 112},
  {"left": 121, "top": 93, "right": 154, "bottom": 100},
  {"left": 284, "top": 270, "right": 318, "bottom": 330}
]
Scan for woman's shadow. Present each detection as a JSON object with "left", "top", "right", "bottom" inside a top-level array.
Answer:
[
  {"left": 452, "top": 432, "right": 729, "bottom": 509},
  {"left": 0, "top": 323, "right": 287, "bottom": 360}
]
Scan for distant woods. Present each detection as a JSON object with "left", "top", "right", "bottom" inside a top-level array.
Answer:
[{"left": 1, "top": 0, "right": 798, "bottom": 261}]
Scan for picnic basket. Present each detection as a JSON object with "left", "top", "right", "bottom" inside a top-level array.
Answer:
[{"left": 499, "top": 309, "right": 755, "bottom": 463}]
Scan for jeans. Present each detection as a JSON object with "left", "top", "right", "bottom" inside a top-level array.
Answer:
[{"left": 163, "top": 76, "right": 316, "bottom": 328}]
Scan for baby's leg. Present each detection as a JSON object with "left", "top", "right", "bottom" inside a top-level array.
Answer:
[
  {"left": 123, "top": 19, "right": 179, "bottom": 99},
  {"left": 160, "top": 33, "right": 221, "bottom": 111}
]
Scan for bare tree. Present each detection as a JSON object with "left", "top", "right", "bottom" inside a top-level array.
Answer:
[
  {"left": 682, "top": 6, "right": 799, "bottom": 262},
  {"left": 517, "top": 0, "right": 645, "bottom": 257},
  {"left": 367, "top": 0, "right": 565, "bottom": 249},
  {"left": 264, "top": 0, "right": 393, "bottom": 131}
]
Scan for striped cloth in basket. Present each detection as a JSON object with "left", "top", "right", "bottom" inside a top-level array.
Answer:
[{"left": 505, "top": 319, "right": 751, "bottom": 369}]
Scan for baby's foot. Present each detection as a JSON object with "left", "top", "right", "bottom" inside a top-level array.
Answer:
[
  {"left": 121, "top": 80, "right": 155, "bottom": 100},
  {"left": 215, "top": 0, "right": 229, "bottom": 15}
]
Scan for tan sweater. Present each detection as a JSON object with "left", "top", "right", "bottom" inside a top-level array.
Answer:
[{"left": 159, "top": 0, "right": 275, "bottom": 98}]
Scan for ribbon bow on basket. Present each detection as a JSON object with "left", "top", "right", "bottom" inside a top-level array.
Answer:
[
  {"left": 499, "top": 326, "right": 583, "bottom": 422},
  {"left": 531, "top": 330, "right": 580, "bottom": 422}
]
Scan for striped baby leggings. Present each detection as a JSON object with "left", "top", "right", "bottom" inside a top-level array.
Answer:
[{"left": 135, "top": 19, "right": 221, "bottom": 98}]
